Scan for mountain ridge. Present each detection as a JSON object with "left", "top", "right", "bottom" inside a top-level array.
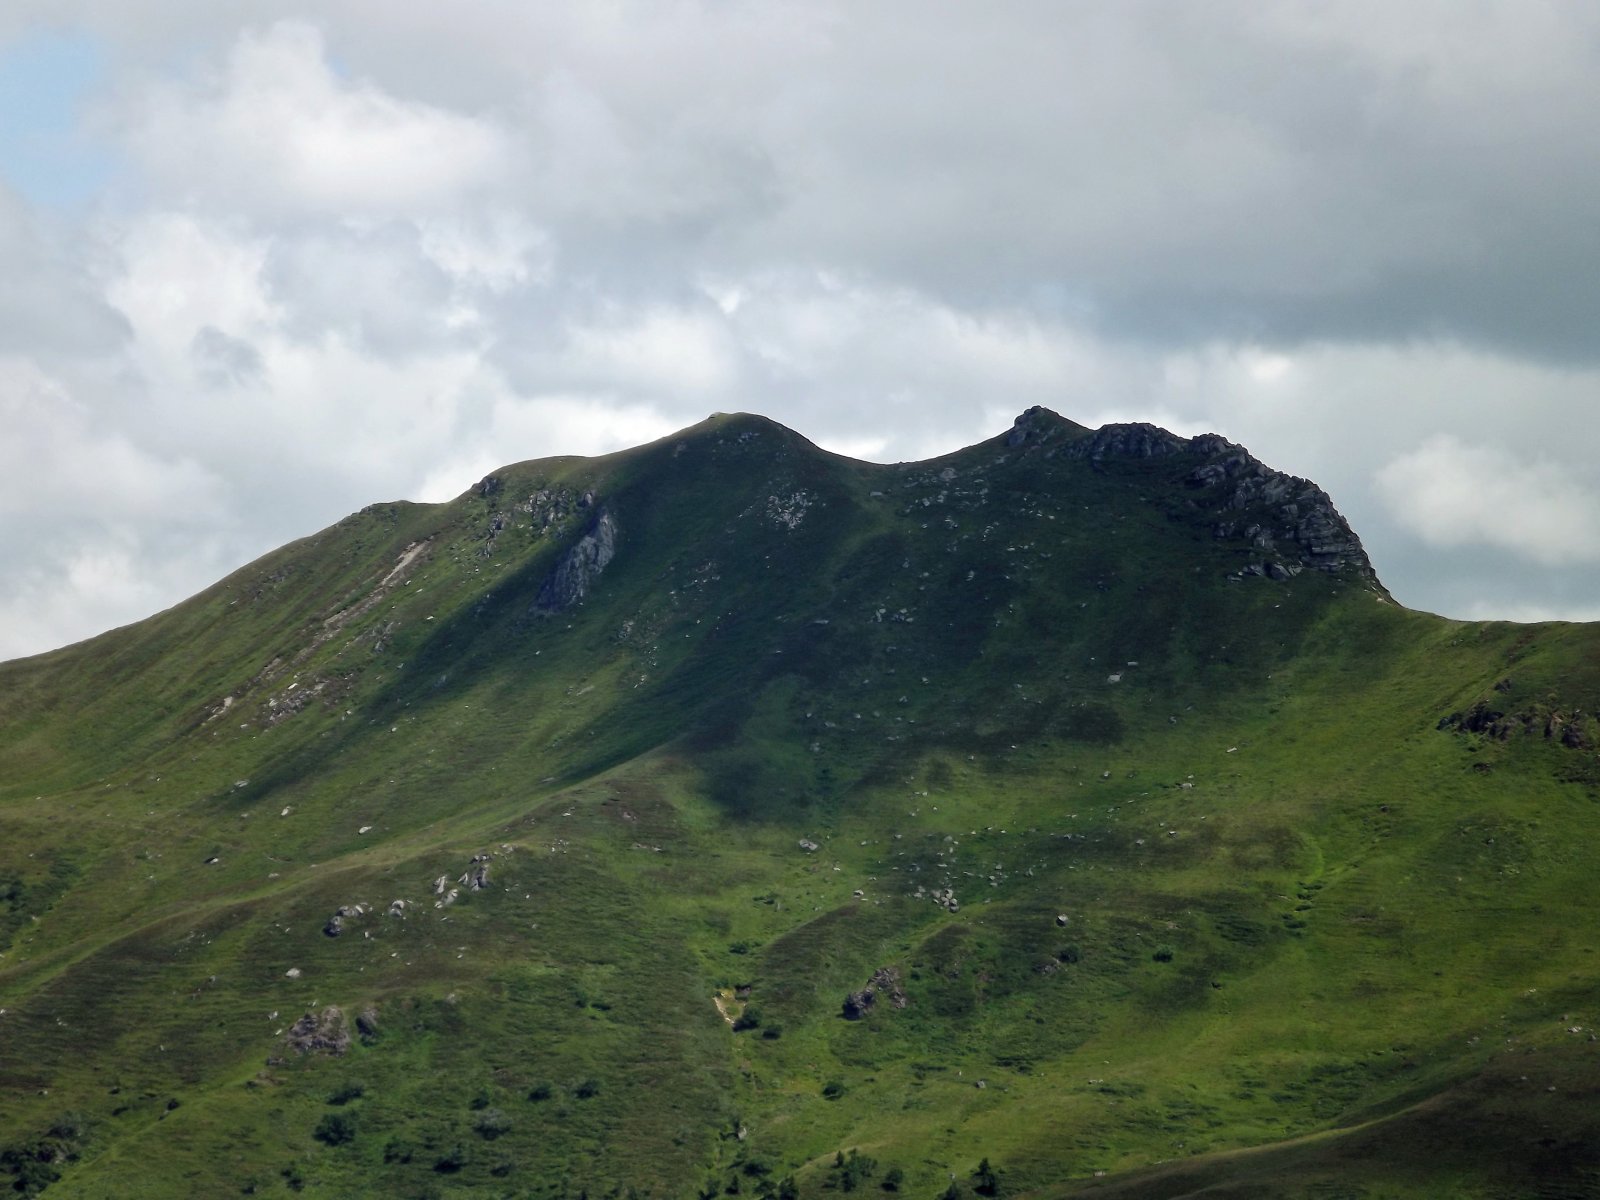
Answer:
[{"left": 1, "top": 409, "right": 1597, "bottom": 1198}]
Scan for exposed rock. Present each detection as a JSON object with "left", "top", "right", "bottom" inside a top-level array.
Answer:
[
  {"left": 534, "top": 509, "right": 618, "bottom": 612},
  {"left": 1004, "top": 405, "right": 1084, "bottom": 450},
  {"left": 324, "top": 904, "right": 365, "bottom": 937},
  {"left": 479, "top": 510, "right": 509, "bottom": 558},
  {"left": 842, "top": 965, "right": 908, "bottom": 1019},
  {"left": 1439, "top": 702, "right": 1592, "bottom": 750},
  {"left": 871, "top": 966, "right": 909, "bottom": 1009},
  {"left": 355, "top": 1007, "right": 379, "bottom": 1040},
  {"left": 1183, "top": 434, "right": 1377, "bottom": 582},
  {"left": 285, "top": 1006, "right": 351, "bottom": 1056},
  {"left": 1064, "top": 422, "right": 1187, "bottom": 462},
  {"left": 461, "top": 860, "right": 491, "bottom": 891},
  {"left": 767, "top": 491, "right": 815, "bottom": 529},
  {"left": 841, "top": 987, "right": 876, "bottom": 1020}
]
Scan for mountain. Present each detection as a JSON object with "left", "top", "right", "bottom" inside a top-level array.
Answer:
[{"left": 2, "top": 408, "right": 1598, "bottom": 1198}]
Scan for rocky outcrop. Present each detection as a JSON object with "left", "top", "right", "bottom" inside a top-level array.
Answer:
[
  {"left": 841, "top": 966, "right": 909, "bottom": 1020},
  {"left": 284, "top": 1006, "right": 351, "bottom": 1056},
  {"left": 460, "top": 855, "right": 491, "bottom": 891},
  {"left": 1005, "top": 411, "right": 1379, "bottom": 586},
  {"left": 1182, "top": 433, "right": 1376, "bottom": 583},
  {"left": 841, "top": 986, "right": 876, "bottom": 1020},
  {"left": 322, "top": 904, "right": 367, "bottom": 938},
  {"left": 1063, "top": 422, "right": 1188, "bottom": 462},
  {"left": 534, "top": 509, "right": 618, "bottom": 612},
  {"left": 1004, "top": 405, "right": 1086, "bottom": 450},
  {"left": 1439, "top": 702, "right": 1594, "bottom": 749}
]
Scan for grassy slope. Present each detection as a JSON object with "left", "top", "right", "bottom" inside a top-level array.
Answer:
[{"left": 0, "top": 412, "right": 1597, "bottom": 1198}]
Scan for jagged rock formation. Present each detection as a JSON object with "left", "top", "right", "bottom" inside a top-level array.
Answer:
[
  {"left": 1185, "top": 433, "right": 1375, "bottom": 583},
  {"left": 1061, "top": 420, "right": 1187, "bottom": 461},
  {"left": 534, "top": 508, "right": 617, "bottom": 612},
  {"left": 1003, "top": 407, "right": 1379, "bottom": 587}
]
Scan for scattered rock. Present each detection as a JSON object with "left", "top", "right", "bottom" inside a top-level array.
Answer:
[
  {"left": 323, "top": 904, "right": 365, "bottom": 937},
  {"left": 798, "top": 838, "right": 820, "bottom": 852},
  {"left": 285, "top": 967, "right": 302, "bottom": 979},
  {"left": 1056, "top": 913, "right": 1070, "bottom": 927}
]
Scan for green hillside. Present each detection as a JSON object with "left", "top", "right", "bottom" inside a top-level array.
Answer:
[{"left": 1, "top": 408, "right": 1597, "bottom": 1198}]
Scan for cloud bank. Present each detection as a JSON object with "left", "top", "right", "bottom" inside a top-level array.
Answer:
[{"left": 2, "top": 3, "right": 1599, "bottom": 658}]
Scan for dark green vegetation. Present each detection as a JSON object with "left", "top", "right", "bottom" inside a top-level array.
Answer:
[{"left": 2, "top": 408, "right": 1598, "bottom": 1197}]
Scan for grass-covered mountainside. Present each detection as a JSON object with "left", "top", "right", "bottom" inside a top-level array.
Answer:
[{"left": 2, "top": 408, "right": 1598, "bottom": 1199}]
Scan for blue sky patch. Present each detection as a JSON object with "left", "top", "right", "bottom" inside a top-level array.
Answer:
[{"left": 0, "top": 29, "right": 116, "bottom": 208}]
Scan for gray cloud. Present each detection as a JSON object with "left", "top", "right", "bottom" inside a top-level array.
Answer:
[
  {"left": 190, "top": 325, "right": 264, "bottom": 387},
  {"left": 0, "top": 185, "right": 129, "bottom": 360}
]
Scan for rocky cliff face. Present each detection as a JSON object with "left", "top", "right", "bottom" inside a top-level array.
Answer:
[
  {"left": 534, "top": 508, "right": 618, "bottom": 612},
  {"left": 1004, "top": 408, "right": 1381, "bottom": 589},
  {"left": 1183, "top": 432, "right": 1378, "bottom": 586}
]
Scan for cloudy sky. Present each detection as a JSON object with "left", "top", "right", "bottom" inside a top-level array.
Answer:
[{"left": 3, "top": 1, "right": 1599, "bottom": 660}]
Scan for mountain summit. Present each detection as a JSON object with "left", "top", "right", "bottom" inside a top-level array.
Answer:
[{"left": 1, "top": 412, "right": 1596, "bottom": 1198}]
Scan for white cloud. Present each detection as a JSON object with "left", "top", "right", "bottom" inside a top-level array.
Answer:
[
  {"left": 418, "top": 212, "right": 551, "bottom": 295},
  {"left": 413, "top": 394, "right": 677, "bottom": 504},
  {"left": 1375, "top": 436, "right": 1600, "bottom": 566},
  {"left": 6, "top": 4, "right": 1600, "bottom": 657},
  {"left": 0, "top": 355, "right": 223, "bottom": 519},
  {"left": 0, "top": 184, "right": 129, "bottom": 360},
  {"left": 122, "top": 20, "right": 509, "bottom": 218},
  {"left": 562, "top": 307, "right": 741, "bottom": 398}
]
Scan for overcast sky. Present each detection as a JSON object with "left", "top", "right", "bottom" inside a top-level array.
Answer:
[{"left": 3, "top": 2, "right": 1599, "bottom": 660}]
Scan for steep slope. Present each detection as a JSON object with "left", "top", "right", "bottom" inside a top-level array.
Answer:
[{"left": 0, "top": 410, "right": 1597, "bottom": 1198}]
